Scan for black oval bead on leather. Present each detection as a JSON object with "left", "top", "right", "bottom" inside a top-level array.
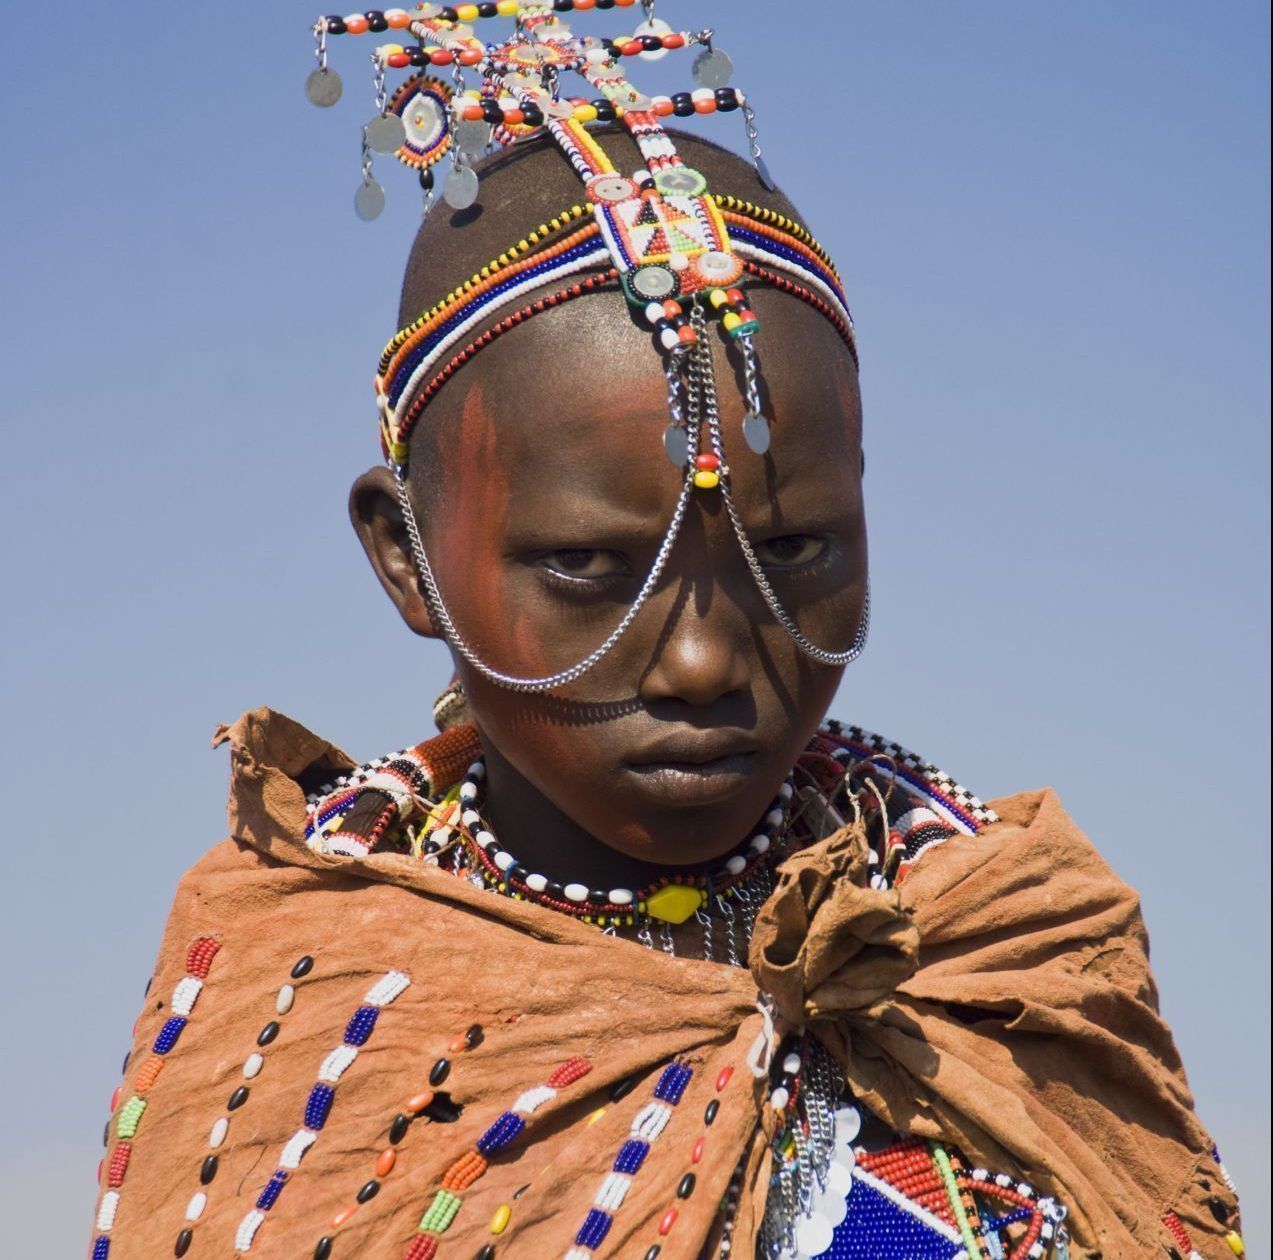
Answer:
[
  {"left": 643, "top": 1246, "right": 663, "bottom": 1260},
  {"left": 465, "top": 1023, "right": 484, "bottom": 1049},
  {"left": 291, "top": 955, "right": 315, "bottom": 979},
  {"left": 389, "top": 1113, "right": 411, "bottom": 1144},
  {"left": 703, "top": 1099, "right": 720, "bottom": 1126},
  {"left": 610, "top": 1074, "right": 640, "bottom": 1103},
  {"left": 121, "top": 1050, "right": 130, "bottom": 1074},
  {"left": 475, "top": 1246, "right": 496, "bottom": 1260},
  {"left": 200, "top": 1154, "right": 219, "bottom": 1185},
  {"left": 429, "top": 1058, "right": 451, "bottom": 1086},
  {"left": 513, "top": 1183, "right": 531, "bottom": 1200},
  {"left": 227, "top": 1085, "right": 250, "bottom": 1110},
  {"left": 258, "top": 1020, "right": 281, "bottom": 1046},
  {"left": 677, "top": 1172, "right": 696, "bottom": 1199},
  {"left": 174, "top": 1228, "right": 193, "bottom": 1257},
  {"left": 313, "top": 1238, "right": 334, "bottom": 1260},
  {"left": 357, "top": 1179, "right": 381, "bottom": 1204},
  {"left": 103, "top": 1121, "right": 110, "bottom": 1147}
]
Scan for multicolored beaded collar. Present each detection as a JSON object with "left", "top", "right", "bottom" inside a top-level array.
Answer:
[{"left": 309, "top": 3, "right": 869, "bottom": 692}]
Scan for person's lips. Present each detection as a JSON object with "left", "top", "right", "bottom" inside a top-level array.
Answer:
[{"left": 622, "top": 734, "right": 762, "bottom": 806}]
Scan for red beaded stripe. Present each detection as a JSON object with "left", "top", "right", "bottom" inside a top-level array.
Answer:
[
  {"left": 546, "top": 1057, "right": 592, "bottom": 1089},
  {"left": 403, "top": 1235, "right": 439, "bottom": 1260},
  {"left": 106, "top": 1142, "right": 132, "bottom": 1188},
  {"left": 1164, "top": 1210, "right": 1194, "bottom": 1254},
  {"left": 185, "top": 937, "right": 221, "bottom": 979},
  {"left": 738, "top": 262, "right": 858, "bottom": 367},
  {"left": 395, "top": 270, "right": 619, "bottom": 450}
]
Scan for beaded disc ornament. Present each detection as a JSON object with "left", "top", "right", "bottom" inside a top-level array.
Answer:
[{"left": 309, "top": 2, "right": 867, "bottom": 690}]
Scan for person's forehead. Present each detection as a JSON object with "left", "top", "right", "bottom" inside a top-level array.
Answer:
[{"left": 421, "top": 287, "right": 861, "bottom": 528}]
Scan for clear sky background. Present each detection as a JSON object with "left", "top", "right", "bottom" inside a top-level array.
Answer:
[{"left": 1, "top": 3, "right": 1267, "bottom": 1254}]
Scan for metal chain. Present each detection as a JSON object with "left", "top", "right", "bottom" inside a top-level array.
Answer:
[
  {"left": 371, "top": 50, "right": 388, "bottom": 113},
  {"left": 312, "top": 18, "right": 330, "bottom": 71}
]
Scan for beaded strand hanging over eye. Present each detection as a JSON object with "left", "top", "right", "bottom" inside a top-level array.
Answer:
[{"left": 309, "top": 2, "right": 868, "bottom": 692}]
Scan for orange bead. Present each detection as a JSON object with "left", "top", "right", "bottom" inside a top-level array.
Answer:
[
  {"left": 663, "top": 33, "right": 685, "bottom": 49},
  {"left": 621, "top": 39, "right": 642, "bottom": 56},
  {"left": 462, "top": 104, "right": 484, "bottom": 121},
  {"left": 406, "top": 1089, "right": 435, "bottom": 1113},
  {"left": 654, "top": 98, "right": 675, "bottom": 117},
  {"left": 331, "top": 1204, "right": 359, "bottom": 1229},
  {"left": 344, "top": 16, "right": 369, "bottom": 34},
  {"left": 694, "top": 98, "right": 717, "bottom": 114},
  {"left": 376, "top": 1148, "right": 397, "bottom": 1177},
  {"left": 387, "top": 10, "right": 412, "bottom": 27},
  {"left": 677, "top": 325, "right": 698, "bottom": 345},
  {"left": 575, "top": 0, "right": 595, "bottom": 7},
  {"left": 430, "top": 50, "right": 455, "bottom": 65},
  {"left": 504, "top": 109, "right": 525, "bottom": 126},
  {"left": 458, "top": 49, "right": 483, "bottom": 66},
  {"left": 738, "top": 309, "right": 756, "bottom": 323},
  {"left": 662, "top": 299, "right": 682, "bottom": 318},
  {"left": 388, "top": 52, "right": 410, "bottom": 68}
]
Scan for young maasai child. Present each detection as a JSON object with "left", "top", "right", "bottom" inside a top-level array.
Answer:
[{"left": 89, "top": 9, "right": 1242, "bottom": 1260}]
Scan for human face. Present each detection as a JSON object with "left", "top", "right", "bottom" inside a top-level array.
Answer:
[{"left": 360, "top": 287, "right": 866, "bottom": 870}]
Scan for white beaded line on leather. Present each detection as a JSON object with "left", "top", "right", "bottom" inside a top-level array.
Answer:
[
  {"left": 393, "top": 367, "right": 701, "bottom": 692},
  {"left": 232, "top": 971, "right": 411, "bottom": 1253},
  {"left": 729, "top": 238, "right": 854, "bottom": 332},
  {"left": 388, "top": 244, "right": 613, "bottom": 430}
]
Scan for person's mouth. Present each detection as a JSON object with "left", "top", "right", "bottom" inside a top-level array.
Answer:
[{"left": 622, "top": 734, "right": 762, "bottom": 806}]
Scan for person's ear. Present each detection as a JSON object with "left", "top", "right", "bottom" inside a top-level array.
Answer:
[{"left": 349, "top": 466, "right": 439, "bottom": 639}]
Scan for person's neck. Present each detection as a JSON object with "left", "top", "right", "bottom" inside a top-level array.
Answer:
[{"left": 477, "top": 740, "right": 694, "bottom": 892}]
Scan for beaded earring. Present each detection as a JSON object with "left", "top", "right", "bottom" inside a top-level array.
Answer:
[{"left": 309, "top": 3, "right": 869, "bottom": 690}]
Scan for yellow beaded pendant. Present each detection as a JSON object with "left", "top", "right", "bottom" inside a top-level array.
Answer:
[{"left": 644, "top": 884, "right": 706, "bottom": 925}]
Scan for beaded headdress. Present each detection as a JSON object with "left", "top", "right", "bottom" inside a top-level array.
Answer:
[{"left": 308, "top": 2, "right": 868, "bottom": 690}]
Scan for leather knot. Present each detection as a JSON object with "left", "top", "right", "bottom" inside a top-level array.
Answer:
[{"left": 748, "top": 823, "right": 919, "bottom": 1028}]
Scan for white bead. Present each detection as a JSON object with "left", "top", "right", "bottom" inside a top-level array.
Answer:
[
  {"left": 512, "top": 1085, "right": 556, "bottom": 1114},
  {"left": 782, "top": 1052, "right": 801, "bottom": 1074},
  {"left": 209, "top": 1117, "right": 229, "bottom": 1148},
  {"left": 276, "top": 984, "right": 295, "bottom": 1016},
  {"left": 659, "top": 327, "right": 680, "bottom": 351},
  {"left": 778, "top": 781, "right": 794, "bottom": 800},
  {"left": 608, "top": 888, "right": 634, "bottom": 906},
  {"left": 631, "top": 1101, "right": 673, "bottom": 1140},
  {"left": 475, "top": 829, "right": 496, "bottom": 848},
  {"left": 186, "top": 1191, "right": 208, "bottom": 1222},
  {"left": 834, "top": 1105, "right": 862, "bottom": 1143},
  {"left": 644, "top": 301, "right": 665, "bottom": 325},
  {"left": 668, "top": 251, "right": 690, "bottom": 271},
  {"left": 691, "top": 87, "right": 714, "bottom": 102},
  {"left": 585, "top": 46, "right": 608, "bottom": 63},
  {"left": 494, "top": 850, "right": 514, "bottom": 872},
  {"left": 824, "top": 1160, "right": 853, "bottom": 1197},
  {"left": 766, "top": 808, "right": 784, "bottom": 828},
  {"left": 749, "top": 834, "right": 770, "bottom": 853},
  {"left": 170, "top": 976, "right": 204, "bottom": 1017},
  {"left": 234, "top": 1208, "right": 266, "bottom": 1252},
  {"left": 243, "top": 1052, "right": 264, "bottom": 1079},
  {"left": 468, "top": 760, "right": 485, "bottom": 780},
  {"left": 725, "top": 855, "right": 747, "bottom": 875},
  {"left": 462, "top": 809, "right": 481, "bottom": 828},
  {"left": 429, "top": 828, "right": 452, "bottom": 847},
  {"left": 651, "top": 95, "right": 673, "bottom": 111},
  {"left": 770, "top": 1086, "right": 790, "bottom": 1110},
  {"left": 595, "top": 1171, "right": 633, "bottom": 1210},
  {"left": 459, "top": 781, "right": 478, "bottom": 803},
  {"left": 319, "top": 1044, "right": 359, "bottom": 1083},
  {"left": 563, "top": 883, "right": 589, "bottom": 903},
  {"left": 526, "top": 872, "right": 548, "bottom": 893},
  {"left": 279, "top": 1128, "right": 318, "bottom": 1171},
  {"left": 96, "top": 1191, "right": 120, "bottom": 1231},
  {"left": 364, "top": 969, "right": 411, "bottom": 1006}
]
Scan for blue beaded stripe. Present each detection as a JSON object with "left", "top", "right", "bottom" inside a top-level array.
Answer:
[
  {"left": 152, "top": 1016, "right": 188, "bottom": 1055},
  {"left": 653, "top": 1062, "right": 692, "bottom": 1105},
  {"left": 726, "top": 225, "right": 848, "bottom": 309},
  {"left": 476, "top": 1110, "right": 526, "bottom": 1155},
  {"left": 575, "top": 1207, "right": 613, "bottom": 1250},
  {"left": 613, "top": 1138, "right": 649, "bottom": 1174},
  {"left": 305, "top": 1083, "right": 336, "bottom": 1131},
  {"left": 343, "top": 1005, "right": 380, "bottom": 1047},
  {"left": 385, "top": 240, "right": 608, "bottom": 405},
  {"left": 91, "top": 1239, "right": 110, "bottom": 1260},
  {"left": 256, "top": 1170, "right": 288, "bottom": 1211}
]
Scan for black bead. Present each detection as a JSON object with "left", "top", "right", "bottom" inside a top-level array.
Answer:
[
  {"left": 478, "top": 2, "right": 500, "bottom": 15},
  {"left": 513, "top": 1183, "right": 531, "bottom": 1200},
  {"left": 419, "top": 168, "right": 435, "bottom": 191},
  {"left": 389, "top": 1112, "right": 411, "bottom": 1144},
  {"left": 367, "top": 13, "right": 388, "bottom": 32},
  {"left": 103, "top": 1121, "right": 110, "bottom": 1147},
  {"left": 522, "top": 106, "right": 544, "bottom": 127},
  {"left": 121, "top": 1050, "right": 130, "bottom": 1074},
  {"left": 481, "top": 100, "right": 503, "bottom": 124},
  {"left": 324, "top": 15, "right": 347, "bottom": 35},
  {"left": 429, "top": 1057, "right": 451, "bottom": 1086},
  {"left": 673, "top": 95, "right": 695, "bottom": 118},
  {"left": 553, "top": 0, "right": 572, "bottom": 10},
  {"left": 439, "top": 6, "right": 458, "bottom": 19},
  {"left": 677, "top": 1172, "right": 696, "bottom": 1198},
  {"left": 715, "top": 88, "right": 739, "bottom": 111},
  {"left": 357, "top": 1179, "right": 381, "bottom": 1203},
  {"left": 546, "top": 880, "right": 564, "bottom": 899},
  {"left": 258, "top": 1021, "right": 281, "bottom": 1046},
  {"left": 507, "top": 862, "right": 528, "bottom": 882},
  {"left": 465, "top": 1023, "right": 485, "bottom": 1049},
  {"left": 291, "top": 955, "right": 314, "bottom": 979},
  {"left": 409, "top": 47, "right": 427, "bottom": 65},
  {"left": 475, "top": 1247, "right": 496, "bottom": 1260},
  {"left": 144, "top": 976, "right": 153, "bottom": 996},
  {"left": 314, "top": 1239, "right": 334, "bottom": 1260},
  {"left": 174, "top": 1229, "right": 194, "bottom": 1257},
  {"left": 587, "top": 888, "right": 609, "bottom": 905},
  {"left": 643, "top": 1247, "right": 662, "bottom": 1260},
  {"left": 200, "top": 1154, "right": 219, "bottom": 1185},
  {"left": 610, "top": 1074, "right": 640, "bottom": 1103},
  {"left": 594, "top": 100, "right": 616, "bottom": 122},
  {"left": 704, "top": 1099, "right": 719, "bottom": 1126},
  {"left": 227, "top": 1085, "right": 250, "bottom": 1110},
  {"left": 640, "top": 34, "right": 663, "bottom": 51},
  {"left": 596, "top": 0, "right": 615, "bottom": 8}
]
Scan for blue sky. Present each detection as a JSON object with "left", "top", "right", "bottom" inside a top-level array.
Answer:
[{"left": 0, "top": 2, "right": 1267, "bottom": 1252}]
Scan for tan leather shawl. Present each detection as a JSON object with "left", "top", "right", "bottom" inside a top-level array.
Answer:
[{"left": 91, "top": 709, "right": 1239, "bottom": 1259}]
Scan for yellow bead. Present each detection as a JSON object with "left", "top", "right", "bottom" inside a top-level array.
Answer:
[
  {"left": 574, "top": 104, "right": 598, "bottom": 123},
  {"left": 456, "top": 4, "right": 480, "bottom": 19},
  {"left": 1226, "top": 1233, "right": 1245, "bottom": 1256},
  {"left": 586, "top": 1107, "right": 608, "bottom": 1126},
  {"left": 645, "top": 884, "right": 706, "bottom": 924},
  {"left": 693, "top": 470, "right": 721, "bottom": 491},
  {"left": 496, "top": 0, "right": 519, "bottom": 12},
  {"left": 389, "top": 442, "right": 409, "bottom": 463},
  {"left": 708, "top": 288, "right": 728, "bottom": 309},
  {"left": 722, "top": 311, "right": 742, "bottom": 331},
  {"left": 383, "top": 43, "right": 404, "bottom": 54},
  {"left": 490, "top": 1205, "right": 512, "bottom": 1234}
]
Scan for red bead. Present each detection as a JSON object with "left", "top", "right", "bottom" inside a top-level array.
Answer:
[
  {"left": 107, "top": 1142, "right": 133, "bottom": 1188},
  {"left": 725, "top": 288, "right": 744, "bottom": 307},
  {"left": 458, "top": 49, "right": 483, "bottom": 66},
  {"left": 663, "top": 33, "right": 685, "bottom": 49},
  {"left": 691, "top": 1137, "right": 705, "bottom": 1163},
  {"left": 185, "top": 937, "right": 221, "bottom": 979},
  {"left": 658, "top": 1207, "right": 678, "bottom": 1235},
  {"left": 695, "top": 453, "right": 720, "bottom": 471},
  {"left": 504, "top": 109, "right": 525, "bottom": 126},
  {"left": 621, "top": 39, "right": 642, "bottom": 56},
  {"left": 575, "top": 0, "right": 596, "bottom": 7},
  {"left": 661, "top": 299, "right": 682, "bottom": 318},
  {"left": 387, "top": 52, "right": 410, "bottom": 68},
  {"left": 716, "top": 1066, "right": 734, "bottom": 1091},
  {"left": 738, "top": 309, "right": 756, "bottom": 323},
  {"left": 109, "top": 1085, "right": 122, "bottom": 1112},
  {"left": 404, "top": 1235, "right": 439, "bottom": 1260},
  {"left": 547, "top": 1057, "right": 593, "bottom": 1089},
  {"left": 430, "top": 50, "right": 455, "bottom": 65}
]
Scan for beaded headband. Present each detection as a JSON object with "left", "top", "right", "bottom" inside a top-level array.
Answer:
[{"left": 309, "top": 2, "right": 869, "bottom": 690}]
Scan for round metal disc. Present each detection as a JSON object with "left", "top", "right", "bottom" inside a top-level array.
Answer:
[
  {"left": 663, "top": 424, "right": 689, "bottom": 467},
  {"left": 743, "top": 411, "right": 771, "bottom": 454},
  {"left": 305, "top": 67, "right": 343, "bottom": 108},
  {"left": 633, "top": 18, "right": 673, "bottom": 61},
  {"left": 824, "top": 1160, "right": 853, "bottom": 1198},
  {"left": 693, "top": 47, "right": 733, "bottom": 89},
  {"left": 793, "top": 1213, "right": 834, "bottom": 1259},
  {"left": 453, "top": 118, "right": 492, "bottom": 157},
  {"left": 443, "top": 164, "right": 480, "bottom": 209},
  {"left": 354, "top": 179, "right": 386, "bottom": 221},
  {"left": 366, "top": 112, "right": 407, "bottom": 154},
  {"left": 631, "top": 265, "right": 676, "bottom": 300},
  {"left": 817, "top": 1187, "right": 849, "bottom": 1229},
  {"left": 835, "top": 1105, "right": 862, "bottom": 1143},
  {"left": 755, "top": 154, "right": 777, "bottom": 192}
]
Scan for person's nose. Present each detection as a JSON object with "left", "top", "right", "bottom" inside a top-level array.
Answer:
[{"left": 637, "top": 578, "right": 752, "bottom": 709}]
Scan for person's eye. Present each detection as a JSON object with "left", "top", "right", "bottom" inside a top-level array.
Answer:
[
  {"left": 754, "top": 534, "right": 829, "bottom": 569},
  {"left": 538, "top": 549, "right": 630, "bottom": 582}
]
